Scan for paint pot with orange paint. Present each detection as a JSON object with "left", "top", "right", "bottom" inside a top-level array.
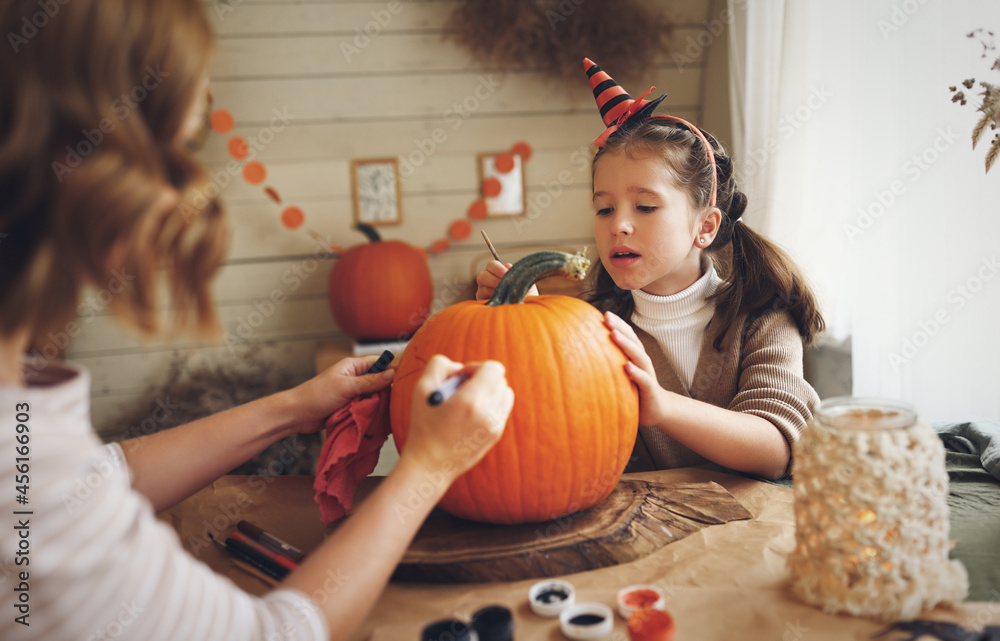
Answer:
[
  {"left": 615, "top": 585, "right": 665, "bottom": 620},
  {"left": 626, "top": 607, "right": 675, "bottom": 641}
]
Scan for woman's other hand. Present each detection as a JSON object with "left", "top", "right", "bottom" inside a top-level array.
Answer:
[{"left": 285, "top": 355, "right": 395, "bottom": 435}]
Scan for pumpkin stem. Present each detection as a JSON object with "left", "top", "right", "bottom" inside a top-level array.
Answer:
[
  {"left": 487, "top": 250, "right": 591, "bottom": 306},
  {"left": 354, "top": 222, "right": 382, "bottom": 243}
]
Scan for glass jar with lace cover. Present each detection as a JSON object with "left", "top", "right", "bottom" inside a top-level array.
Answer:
[{"left": 788, "top": 397, "right": 968, "bottom": 620}]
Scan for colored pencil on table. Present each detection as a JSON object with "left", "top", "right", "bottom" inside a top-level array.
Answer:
[
  {"left": 236, "top": 520, "right": 307, "bottom": 564},
  {"left": 230, "top": 558, "right": 279, "bottom": 587},
  {"left": 223, "top": 537, "right": 289, "bottom": 580},
  {"left": 231, "top": 530, "right": 300, "bottom": 573},
  {"left": 209, "top": 532, "right": 288, "bottom": 581}
]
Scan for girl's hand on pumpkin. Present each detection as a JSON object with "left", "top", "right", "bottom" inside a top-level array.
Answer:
[
  {"left": 475, "top": 260, "right": 539, "bottom": 301},
  {"left": 284, "top": 355, "right": 396, "bottom": 435},
  {"left": 604, "top": 311, "right": 670, "bottom": 427},
  {"left": 403, "top": 354, "right": 514, "bottom": 482}
]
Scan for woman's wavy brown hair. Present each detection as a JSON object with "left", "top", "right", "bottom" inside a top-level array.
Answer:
[
  {"left": 0, "top": 0, "right": 228, "bottom": 350},
  {"left": 586, "top": 119, "right": 825, "bottom": 347}
]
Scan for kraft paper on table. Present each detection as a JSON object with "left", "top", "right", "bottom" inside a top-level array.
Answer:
[{"left": 159, "top": 469, "right": 1000, "bottom": 641}]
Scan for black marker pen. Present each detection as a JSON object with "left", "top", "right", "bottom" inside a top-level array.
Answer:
[
  {"left": 427, "top": 373, "right": 470, "bottom": 406},
  {"left": 366, "top": 349, "right": 394, "bottom": 374}
]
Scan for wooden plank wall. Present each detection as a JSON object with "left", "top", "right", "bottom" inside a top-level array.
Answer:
[{"left": 67, "top": 0, "right": 716, "bottom": 438}]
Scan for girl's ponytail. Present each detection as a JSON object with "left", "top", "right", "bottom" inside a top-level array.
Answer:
[
  {"left": 704, "top": 142, "right": 824, "bottom": 349},
  {"left": 711, "top": 216, "right": 825, "bottom": 348}
]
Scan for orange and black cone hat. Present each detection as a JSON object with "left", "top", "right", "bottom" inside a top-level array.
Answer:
[{"left": 584, "top": 57, "right": 667, "bottom": 147}]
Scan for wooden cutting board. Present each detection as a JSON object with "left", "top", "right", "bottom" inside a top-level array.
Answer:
[{"left": 391, "top": 479, "right": 752, "bottom": 583}]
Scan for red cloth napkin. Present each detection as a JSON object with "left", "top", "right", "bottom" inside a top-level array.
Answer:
[{"left": 313, "top": 388, "right": 392, "bottom": 525}]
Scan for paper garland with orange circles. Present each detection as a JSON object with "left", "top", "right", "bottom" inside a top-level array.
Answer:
[
  {"left": 209, "top": 108, "right": 310, "bottom": 236},
  {"left": 431, "top": 140, "right": 533, "bottom": 255},
  {"left": 208, "top": 107, "right": 530, "bottom": 255}
]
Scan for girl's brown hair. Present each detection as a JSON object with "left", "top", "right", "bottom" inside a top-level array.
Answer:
[
  {"left": 586, "top": 119, "right": 825, "bottom": 347},
  {"left": 0, "top": 0, "right": 227, "bottom": 351}
]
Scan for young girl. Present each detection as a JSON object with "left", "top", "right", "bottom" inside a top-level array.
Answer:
[
  {"left": 0, "top": 1, "right": 513, "bottom": 639},
  {"left": 478, "top": 59, "right": 823, "bottom": 480}
]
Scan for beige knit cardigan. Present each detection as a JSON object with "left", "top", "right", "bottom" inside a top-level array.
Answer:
[{"left": 626, "top": 309, "right": 820, "bottom": 476}]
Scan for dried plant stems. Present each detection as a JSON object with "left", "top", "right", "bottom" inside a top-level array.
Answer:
[{"left": 444, "top": 0, "right": 673, "bottom": 87}]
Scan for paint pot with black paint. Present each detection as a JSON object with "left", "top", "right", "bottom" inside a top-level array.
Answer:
[
  {"left": 421, "top": 618, "right": 475, "bottom": 641},
  {"left": 558, "top": 602, "right": 613, "bottom": 640},
  {"left": 528, "top": 579, "right": 575, "bottom": 618},
  {"left": 471, "top": 605, "right": 514, "bottom": 641}
]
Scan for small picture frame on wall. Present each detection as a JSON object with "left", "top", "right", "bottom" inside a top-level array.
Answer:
[
  {"left": 478, "top": 152, "right": 525, "bottom": 217},
  {"left": 351, "top": 157, "right": 402, "bottom": 225}
]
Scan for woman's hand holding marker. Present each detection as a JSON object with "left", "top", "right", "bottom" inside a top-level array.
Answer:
[
  {"left": 427, "top": 373, "right": 471, "bottom": 406},
  {"left": 405, "top": 355, "right": 514, "bottom": 481}
]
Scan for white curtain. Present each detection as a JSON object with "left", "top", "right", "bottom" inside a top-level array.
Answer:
[{"left": 729, "top": 0, "right": 1000, "bottom": 422}]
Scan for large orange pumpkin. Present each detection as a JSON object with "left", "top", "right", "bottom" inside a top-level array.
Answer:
[
  {"left": 327, "top": 223, "right": 433, "bottom": 341},
  {"left": 389, "top": 251, "right": 639, "bottom": 524}
]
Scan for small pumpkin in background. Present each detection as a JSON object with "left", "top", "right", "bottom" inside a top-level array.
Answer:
[
  {"left": 389, "top": 250, "right": 639, "bottom": 525},
  {"left": 327, "top": 223, "right": 433, "bottom": 341}
]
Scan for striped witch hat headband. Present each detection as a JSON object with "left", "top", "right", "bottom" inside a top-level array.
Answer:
[{"left": 584, "top": 57, "right": 718, "bottom": 207}]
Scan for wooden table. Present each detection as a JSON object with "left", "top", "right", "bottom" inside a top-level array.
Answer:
[{"left": 160, "top": 469, "right": 1000, "bottom": 640}]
